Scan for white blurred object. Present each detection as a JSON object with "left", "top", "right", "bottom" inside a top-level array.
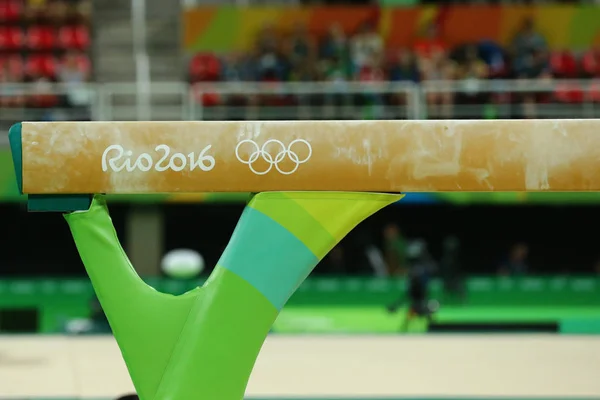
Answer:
[
  {"left": 65, "top": 319, "right": 93, "bottom": 334},
  {"left": 161, "top": 249, "right": 205, "bottom": 279},
  {"left": 407, "top": 239, "right": 426, "bottom": 258}
]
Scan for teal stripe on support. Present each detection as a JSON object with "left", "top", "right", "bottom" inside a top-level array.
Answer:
[{"left": 218, "top": 207, "right": 318, "bottom": 311}]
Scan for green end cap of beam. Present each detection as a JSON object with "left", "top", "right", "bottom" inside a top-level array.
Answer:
[
  {"left": 28, "top": 194, "right": 93, "bottom": 213},
  {"left": 9, "top": 123, "right": 93, "bottom": 212},
  {"left": 8, "top": 122, "right": 23, "bottom": 194}
]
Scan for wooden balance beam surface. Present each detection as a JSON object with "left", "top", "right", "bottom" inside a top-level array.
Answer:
[{"left": 10, "top": 119, "right": 600, "bottom": 194}]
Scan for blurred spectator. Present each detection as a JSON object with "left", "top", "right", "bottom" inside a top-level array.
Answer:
[
  {"left": 499, "top": 243, "right": 529, "bottom": 276},
  {"left": 515, "top": 48, "right": 551, "bottom": 79},
  {"left": 388, "top": 48, "right": 420, "bottom": 83},
  {"left": 388, "top": 48, "right": 420, "bottom": 108},
  {"left": 478, "top": 40, "right": 507, "bottom": 78},
  {"left": 511, "top": 17, "right": 547, "bottom": 76},
  {"left": 516, "top": 49, "right": 552, "bottom": 118},
  {"left": 439, "top": 235, "right": 465, "bottom": 302},
  {"left": 456, "top": 44, "right": 489, "bottom": 107},
  {"left": 57, "top": 51, "right": 91, "bottom": 116},
  {"left": 383, "top": 223, "right": 408, "bottom": 276},
  {"left": 0, "top": 65, "right": 25, "bottom": 108},
  {"left": 222, "top": 52, "right": 257, "bottom": 82},
  {"left": 188, "top": 16, "right": 600, "bottom": 118},
  {"left": 286, "top": 22, "right": 315, "bottom": 72},
  {"left": 290, "top": 60, "right": 317, "bottom": 81},
  {"left": 323, "top": 54, "right": 350, "bottom": 84},
  {"left": 255, "top": 23, "right": 286, "bottom": 81},
  {"left": 420, "top": 49, "right": 456, "bottom": 118},
  {"left": 413, "top": 21, "right": 447, "bottom": 60},
  {"left": 350, "top": 21, "right": 383, "bottom": 76},
  {"left": 319, "top": 23, "right": 349, "bottom": 63}
]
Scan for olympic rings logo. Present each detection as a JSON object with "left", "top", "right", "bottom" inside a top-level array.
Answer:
[{"left": 235, "top": 139, "right": 312, "bottom": 175}]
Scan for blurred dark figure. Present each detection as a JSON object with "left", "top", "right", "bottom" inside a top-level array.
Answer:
[
  {"left": 286, "top": 22, "right": 315, "bottom": 70},
  {"left": 387, "top": 239, "right": 438, "bottom": 332},
  {"left": 388, "top": 48, "right": 420, "bottom": 83},
  {"left": 116, "top": 395, "right": 138, "bottom": 400},
  {"left": 439, "top": 235, "right": 465, "bottom": 303},
  {"left": 511, "top": 17, "right": 547, "bottom": 71},
  {"left": 499, "top": 243, "right": 530, "bottom": 276},
  {"left": 383, "top": 223, "right": 407, "bottom": 276}
]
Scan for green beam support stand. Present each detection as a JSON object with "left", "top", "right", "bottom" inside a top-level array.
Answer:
[{"left": 65, "top": 192, "right": 402, "bottom": 400}]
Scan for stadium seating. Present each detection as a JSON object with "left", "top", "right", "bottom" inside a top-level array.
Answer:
[
  {"left": 0, "top": 0, "right": 22, "bottom": 22},
  {"left": 187, "top": 25, "right": 600, "bottom": 111},
  {"left": 0, "top": 26, "right": 24, "bottom": 50},
  {"left": 0, "top": 0, "right": 93, "bottom": 111}
]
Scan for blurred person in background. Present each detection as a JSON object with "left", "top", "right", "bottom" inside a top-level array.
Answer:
[
  {"left": 439, "top": 235, "right": 465, "bottom": 303},
  {"left": 222, "top": 52, "right": 258, "bottom": 111},
  {"left": 116, "top": 395, "right": 138, "bottom": 400},
  {"left": 515, "top": 49, "right": 552, "bottom": 119},
  {"left": 413, "top": 21, "right": 447, "bottom": 61},
  {"left": 387, "top": 239, "right": 438, "bottom": 331},
  {"left": 510, "top": 17, "right": 550, "bottom": 119},
  {"left": 387, "top": 48, "right": 420, "bottom": 115},
  {"left": 388, "top": 48, "right": 420, "bottom": 83},
  {"left": 419, "top": 48, "right": 456, "bottom": 118},
  {"left": 498, "top": 242, "right": 530, "bottom": 276},
  {"left": 286, "top": 22, "right": 315, "bottom": 74},
  {"left": 357, "top": 59, "right": 385, "bottom": 119},
  {"left": 222, "top": 52, "right": 257, "bottom": 82},
  {"left": 350, "top": 21, "right": 383, "bottom": 77},
  {"left": 511, "top": 17, "right": 547, "bottom": 72},
  {"left": 57, "top": 51, "right": 91, "bottom": 120},
  {"left": 383, "top": 223, "right": 407, "bottom": 276},
  {"left": 455, "top": 44, "right": 489, "bottom": 113},
  {"left": 255, "top": 23, "right": 286, "bottom": 81},
  {"left": 319, "top": 23, "right": 349, "bottom": 63}
]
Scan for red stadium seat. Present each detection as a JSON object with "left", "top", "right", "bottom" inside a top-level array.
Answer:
[
  {"left": 189, "top": 53, "right": 221, "bottom": 82},
  {"left": 0, "top": 55, "right": 24, "bottom": 78},
  {"left": 0, "top": 27, "right": 24, "bottom": 50},
  {"left": 554, "top": 82, "right": 584, "bottom": 104},
  {"left": 58, "top": 25, "right": 90, "bottom": 50},
  {"left": 582, "top": 50, "right": 600, "bottom": 78},
  {"left": 0, "top": 0, "right": 23, "bottom": 22},
  {"left": 26, "top": 54, "right": 57, "bottom": 78},
  {"left": 589, "top": 81, "right": 600, "bottom": 103},
  {"left": 550, "top": 51, "right": 578, "bottom": 78},
  {"left": 191, "top": 85, "right": 221, "bottom": 106},
  {"left": 26, "top": 26, "right": 56, "bottom": 50}
]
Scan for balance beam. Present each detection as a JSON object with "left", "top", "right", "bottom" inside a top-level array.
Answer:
[
  {"left": 10, "top": 119, "right": 600, "bottom": 195},
  {"left": 8, "top": 118, "right": 600, "bottom": 400}
]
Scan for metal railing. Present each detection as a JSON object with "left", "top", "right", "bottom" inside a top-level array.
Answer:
[
  {"left": 189, "top": 81, "right": 421, "bottom": 121},
  {"left": 0, "top": 79, "right": 599, "bottom": 133}
]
